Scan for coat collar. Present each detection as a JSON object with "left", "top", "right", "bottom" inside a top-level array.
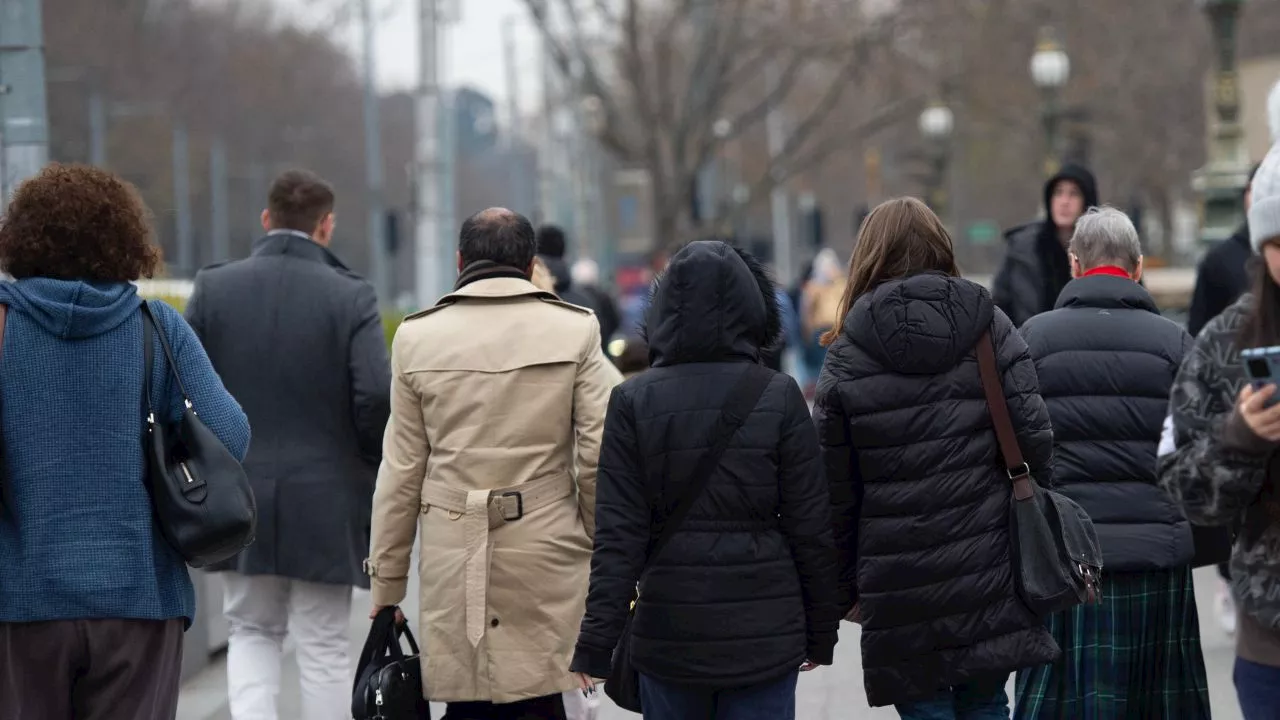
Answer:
[
  {"left": 251, "top": 232, "right": 350, "bottom": 271},
  {"left": 436, "top": 276, "right": 557, "bottom": 306},
  {"left": 1054, "top": 273, "right": 1159, "bottom": 314}
]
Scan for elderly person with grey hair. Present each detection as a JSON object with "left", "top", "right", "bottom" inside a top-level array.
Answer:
[{"left": 1013, "top": 206, "right": 1208, "bottom": 717}]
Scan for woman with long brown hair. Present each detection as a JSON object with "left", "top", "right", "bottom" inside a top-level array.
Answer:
[{"left": 814, "top": 197, "right": 1058, "bottom": 718}]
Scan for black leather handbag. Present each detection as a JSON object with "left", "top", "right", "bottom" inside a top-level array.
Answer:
[
  {"left": 605, "top": 364, "right": 775, "bottom": 712},
  {"left": 141, "top": 303, "right": 257, "bottom": 568},
  {"left": 353, "top": 607, "right": 430, "bottom": 720}
]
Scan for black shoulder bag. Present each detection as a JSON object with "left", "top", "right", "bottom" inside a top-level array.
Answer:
[
  {"left": 976, "top": 329, "right": 1103, "bottom": 615},
  {"left": 605, "top": 363, "right": 774, "bottom": 712},
  {"left": 142, "top": 302, "right": 257, "bottom": 567}
]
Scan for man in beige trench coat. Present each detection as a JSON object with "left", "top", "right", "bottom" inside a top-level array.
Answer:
[{"left": 366, "top": 208, "right": 614, "bottom": 719}]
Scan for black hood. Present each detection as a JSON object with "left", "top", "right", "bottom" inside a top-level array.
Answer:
[
  {"left": 539, "top": 254, "right": 573, "bottom": 294},
  {"left": 1043, "top": 164, "right": 1099, "bottom": 220},
  {"left": 643, "top": 241, "right": 780, "bottom": 367},
  {"left": 844, "top": 272, "right": 994, "bottom": 375},
  {"left": 1054, "top": 274, "right": 1158, "bottom": 314}
]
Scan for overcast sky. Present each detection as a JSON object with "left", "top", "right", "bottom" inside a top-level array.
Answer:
[{"left": 283, "top": 0, "right": 545, "bottom": 116}]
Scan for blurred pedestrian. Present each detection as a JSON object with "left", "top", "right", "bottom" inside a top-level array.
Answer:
[
  {"left": 536, "top": 225, "right": 597, "bottom": 311},
  {"left": 571, "top": 241, "right": 838, "bottom": 720},
  {"left": 573, "top": 258, "right": 622, "bottom": 347},
  {"left": 994, "top": 164, "right": 1099, "bottom": 327},
  {"left": 1159, "top": 139, "right": 1280, "bottom": 720},
  {"left": 1015, "top": 207, "right": 1208, "bottom": 717},
  {"left": 367, "top": 208, "right": 613, "bottom": 719},
  {"left": 0, "top": 164, "right": 250, "bottom": 720},
  {"left": 188, "top": 170, "right": 391, "bottom": 720},
  {"left": 815, "top": 197, "right": 1058, "bottom": 716},
  {"left": 800, "top": 248, "right": 845, "bottom": 387}
]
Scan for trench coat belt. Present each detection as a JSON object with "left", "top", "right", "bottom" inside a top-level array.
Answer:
[{"left": 420, "top": 472, "right": 575, "bottom": 647}]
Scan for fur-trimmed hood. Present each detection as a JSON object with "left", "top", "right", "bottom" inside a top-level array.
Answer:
[{"left": 642, "top": 241, "right": 781, "bottom": 367}]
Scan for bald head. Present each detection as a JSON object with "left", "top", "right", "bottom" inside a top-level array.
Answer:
[{"left": 459, "top": 207, "right": 537, "bottom": 270}]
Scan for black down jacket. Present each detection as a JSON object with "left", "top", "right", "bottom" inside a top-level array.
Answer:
[
  {"left": 570, "top": 240, "right": 840, "bottom": 688},
  {"left": 1021, "top": 273, "right": 1195, "bottom": 571},
  {"left": 814, "top": 272, "right": 1059, "bottom": 707}
]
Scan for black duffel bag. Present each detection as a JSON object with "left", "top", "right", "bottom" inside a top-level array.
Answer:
[{"left": 353, "top": 607, "right": 430, "bottom": 720}]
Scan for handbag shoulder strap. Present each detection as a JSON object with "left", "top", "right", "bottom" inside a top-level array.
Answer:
[
  {"left": 140, "top": 302, "right": 191, "bottom": 403},
  {"left": 975, "top": 330, "right": 1034, "bottom": 502},
  {"left": 645, "top": 363, "right": 774, "bottom": 569}
]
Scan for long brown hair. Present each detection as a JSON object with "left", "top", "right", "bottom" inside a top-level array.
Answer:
[
  {"left": 819, "top": 197, "right": 960, "bottom": 346},
  {"left": 1239, "top": 257, "right": 1280, "bottom": 349}
]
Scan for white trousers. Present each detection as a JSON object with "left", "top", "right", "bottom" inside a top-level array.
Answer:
[{"left": 223, "top": 572, "right": 353, "bottom": 720}]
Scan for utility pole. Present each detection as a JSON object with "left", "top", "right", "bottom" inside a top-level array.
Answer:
[
  {"left": 88, "top": 89, "right": 107, "bottom": 167},
  {"left": 415, "top": 0, "right": 442, "bottom": 308},
  {"left": 766, "top": 61, "right": 793, "bottom": 284},
  {"left": 209, "top": 136, "right": 230, "bottom": 263},
  {"left": 0, "top": 0, "right": 51, "bottom": 208},
  {"left": 361, "top": 0, "right": 389, "bottom": 302},
  {"left": 172, "top": 122, "right": 194, "bottom": 276},
  {"left": 502, "top": 17, "right": 526, "bottom": 216},
  {"left": 537, "top": 40, "right": 558, "bottom": 226}
]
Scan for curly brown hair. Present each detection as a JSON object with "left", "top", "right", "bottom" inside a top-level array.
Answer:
[{"left": 0, "top": 163, "right": 160, "bottom": 281}]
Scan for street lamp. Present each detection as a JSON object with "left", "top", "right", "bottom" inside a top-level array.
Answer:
[
  {"left": 919, "top": 102, "right": 954, "bottom": 221},
  {"left": 1030, "top": 27, "right": 1070, "bottom": 175},
  {"left": 1194, "top": 0, "right": 1250, "bottom": 246}
]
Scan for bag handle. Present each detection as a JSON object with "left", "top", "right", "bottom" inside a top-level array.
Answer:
[
  {"left": 643, "top": 364, "right": 774, "bottom": 572},
  {"left": 0, "top": 305, "right": 11, "bottom": 516},
  {"left": 140, "top": 302, "right": 192, "bottom": 410},
  {"left": 975, "top": 330, "right": 1034, "bottom": 502}
]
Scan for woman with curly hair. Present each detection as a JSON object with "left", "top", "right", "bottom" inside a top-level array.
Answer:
[{"left": 0, "top": 164, "right": 250, "bottom": 719}]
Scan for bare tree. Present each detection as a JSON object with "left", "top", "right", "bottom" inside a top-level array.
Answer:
[{"left": 521, "top": 0, "right": 933, "bottom": 248}]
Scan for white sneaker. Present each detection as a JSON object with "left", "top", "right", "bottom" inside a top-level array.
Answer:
[{"left": 1216, "top": 584, "right": 1238, "bottom": 636}]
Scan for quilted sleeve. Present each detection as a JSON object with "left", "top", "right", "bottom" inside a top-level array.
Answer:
[{"left": 993, "top": 308, "right": 1056, "bottom": 488}]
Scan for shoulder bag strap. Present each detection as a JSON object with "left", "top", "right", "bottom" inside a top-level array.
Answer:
[
  {"left": 644, "top": 363, "right": 775, "bottom": 569},
  {"left": 142, "top": 303, "right": 155, "bottom": 420},
  {"left": 140, "top": 302, "right": 192, "bottom": 404},
  {"left": 0, "top": 305, "right": 9, "bottom": 516},
  {"left": 975, "top": 330, "right": 1034, "bottom": 502}
]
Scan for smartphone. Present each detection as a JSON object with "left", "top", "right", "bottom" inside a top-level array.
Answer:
[{"left": 1241, "top": 346, "right": 1280, "bottom": 406}]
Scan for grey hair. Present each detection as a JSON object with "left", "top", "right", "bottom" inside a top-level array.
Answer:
[{"left": 1069, "top": 206, "right": 1142, "bottom": 273}]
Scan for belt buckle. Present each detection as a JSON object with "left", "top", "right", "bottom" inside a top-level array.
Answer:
[{"left": 500, "top": 491, "right": 524, "bottom": 521}]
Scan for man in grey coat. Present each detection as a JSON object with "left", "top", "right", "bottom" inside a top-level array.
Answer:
[{"left": 187, "top": 170, "right": 391, "bottom": 720}]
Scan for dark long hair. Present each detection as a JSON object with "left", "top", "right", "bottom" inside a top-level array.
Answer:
[{"left": 1239, "top": 258, "right": 1280, "bottom": 349}]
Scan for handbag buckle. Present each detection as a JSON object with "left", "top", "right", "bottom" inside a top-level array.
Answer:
[{"left": 1007, "top": 462, "right": 1031, "bottom": 480}]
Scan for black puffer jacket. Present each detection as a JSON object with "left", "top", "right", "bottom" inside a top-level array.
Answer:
[
  {"left": 815, "top": 272, "right": 1059, "bottom": 707},
  {"left": 1021, "top": 274, "right": 1194, "bottom": 571},
  {"left": 570, "top": 241, "right": 839, "bottom": 688}
]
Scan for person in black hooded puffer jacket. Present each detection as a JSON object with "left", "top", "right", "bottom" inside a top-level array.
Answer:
[
  {"left": 570, "top": 240, "right": 839, "bottom": 720},
  {"left": 815, "top": 197, "right": 1059, "bottom": 717}
]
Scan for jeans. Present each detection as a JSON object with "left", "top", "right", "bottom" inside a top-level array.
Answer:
[
  {"left": 638, "top": 670, "right": 798, "bottom": 720},
  {"left": 223, "top": 572, "right": 354, "bottom": 720},
  {"left": 1235, "top": 657, "right": 1280, "bottom": 720},
  {"left": 896, "top": 675, "right": 1010, "bottom": 720}
]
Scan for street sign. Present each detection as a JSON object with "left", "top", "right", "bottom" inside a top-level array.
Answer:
[{"left": 967, "top": 220, "right": 1001, "bottom": 246}]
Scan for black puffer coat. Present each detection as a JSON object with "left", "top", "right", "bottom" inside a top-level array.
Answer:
[
  {"left": 1021, "top": 274, "right": 1194, "bottom": 571},
  {"left": 814, "top": 272, "right": 1059, "bottom": 707},
  {"left": 570, "top": 241, "right": 840, "bottom": 688}
]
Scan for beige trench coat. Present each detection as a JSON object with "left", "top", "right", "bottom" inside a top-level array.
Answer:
[{"left": 366, "top": 276, "right": 614, "bottom": 704}]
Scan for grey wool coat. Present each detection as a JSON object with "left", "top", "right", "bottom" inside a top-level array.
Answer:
[{"left": 187, "top": 231, "right": 392, "bottom": 587}]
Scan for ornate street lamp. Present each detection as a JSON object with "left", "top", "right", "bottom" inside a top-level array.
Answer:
[
  {"left": 1194, "top": 0, "right": 1250, "bottom": 245},
  {"left": 1030, "top": 27, "right": 1070, "bottom": 176},
  {"left": 918, "top": 102, "right": 954, "bottom": 220}
]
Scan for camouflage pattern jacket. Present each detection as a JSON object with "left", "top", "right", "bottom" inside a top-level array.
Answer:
[{"left": 1159, "top": 293, "right": 1280, "bottom": 629}]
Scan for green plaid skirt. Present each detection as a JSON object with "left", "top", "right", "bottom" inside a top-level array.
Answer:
[{"left": 1013, "top": 566, "right": 1211, "bottom": 719}]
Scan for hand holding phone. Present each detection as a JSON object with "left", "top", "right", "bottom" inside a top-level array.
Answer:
[
  {"left": 1242, "top": 346, "right": 1280, "bottom": 407},
  {"left": 1238, "top": 384, "right": 1280, "bottom": 443}
]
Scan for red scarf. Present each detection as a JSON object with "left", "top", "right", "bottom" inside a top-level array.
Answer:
[{"left": 1082, "top": 266, "right": 1132, "bottom": 279}]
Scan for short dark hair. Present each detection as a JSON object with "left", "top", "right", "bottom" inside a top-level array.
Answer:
[
  {"left": 268, "top": 170, "right": 335, "bottom": 233},
  {"left": 535, "top": 224, "right": 567, "bottom": 258},
  {"left": 0, "top": 163, "right": 160, "bottom": 281},
  {"left": 459, "top": 208, "right": 537, "bottom": 269}
]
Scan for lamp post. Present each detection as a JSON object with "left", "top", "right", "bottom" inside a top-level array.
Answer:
[
  {"left": 1030, "top": 27, "right": 1070, "bottom": 176},
  {"left": 1194, "top": 0, "right": 1250, "bottom": 246},
  {"left": 918, "top": 102, "right": 954, "bottom": 222}
]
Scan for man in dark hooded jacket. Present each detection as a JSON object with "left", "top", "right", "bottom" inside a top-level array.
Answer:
[
  {"left": 1187, "top": 161, "right": 1260, "bottom": 338},
  {"left": 994, "top": 164, "right": 1099, "bottom": 327},
  {"left": 535, "top": 224, "right": 597, "bottom": 311}
]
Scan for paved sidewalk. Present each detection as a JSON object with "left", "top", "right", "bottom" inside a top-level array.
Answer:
[{"left": 178, "top": 567, "right": 1244, "bottom": 719}]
